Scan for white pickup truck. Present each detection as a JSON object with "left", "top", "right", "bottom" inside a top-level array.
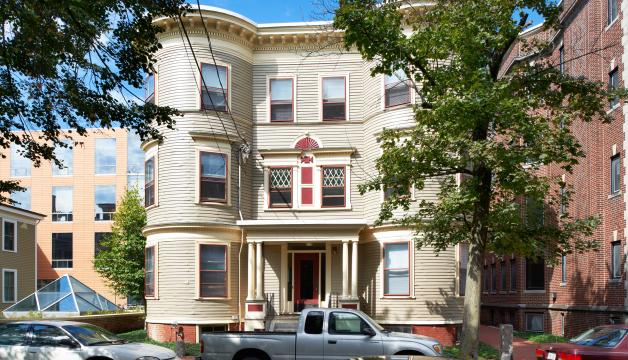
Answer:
[{"left": 200, "top": 308, "right": 444, "bottom": 360}]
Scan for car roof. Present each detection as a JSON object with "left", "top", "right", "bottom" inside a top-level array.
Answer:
[{"left": 5, "top": 320, "right": 90, "bottom": 327}]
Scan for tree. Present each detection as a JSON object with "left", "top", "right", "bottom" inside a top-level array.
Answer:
[
  {"left": 0, "top": 0, "right": 183, "bottom": 202},
  {"left": 94, "top": 188, "right": 147, "bottom": 303},
  {"left": 334, "top": 1, "right": 615, "bottom": 358}
]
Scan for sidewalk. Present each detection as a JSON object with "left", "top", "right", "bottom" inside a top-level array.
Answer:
[{"left": 480, "top": 325, "right": 539, "bottom": 360}]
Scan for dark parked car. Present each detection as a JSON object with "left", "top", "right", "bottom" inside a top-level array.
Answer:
[{"left": 535, "top": 325, "right": 628, "bottom": 360}]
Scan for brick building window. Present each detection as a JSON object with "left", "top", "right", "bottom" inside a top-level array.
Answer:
[
  {"left": 145, "top": 246, "right": 155, "bottom": 297},
  {"left": 384, "top": 69, "right": 411, "bottom": 107},
  {"left": 609, "top": 68, "right": 620, "bottom": 109},
  {"left": 200, "top": 152, "right": 227, "bottom": 203},
  {"left": 383, "top": 242, "right": 410, "bottom": 296},
  {"left": 95, "top": 185, "right": 116, "bottom": 221},
  {"left": 52, "top": 186, "right": 73, "bottom": 222},
  {"left": 201, "top": 63, "right": 228, "bottom": 112},
  {"left": 52, "top": 233, "right": 73, "bottom": 268},
  {"left": 611, "top": 241, "right": 622, "bottom": 279},
  {"left": 525, "top": 258, "right": 545, "bottom": 291},
  {"left": 322, "top": 77, "right": 346, "bottom": 121},
  {"left": 500, "top": 261, "right": 507, "bottom": 291},
  {"left": 611, "top": 154, "right": 621, "bottom": 195},
  {"left": 525, "top": 197, "right": 544, "bottom": 228},
  {"left": 559, "top": 45, "right": 564, "bottom": 74},
  {"left": 525, "top": 312, "right": 544, "bottom": 332},
  {"left": 199, "top": 244, "right": 228, "bottom": 298},
  {"left": 608, "top": 0, "right": 618, "bottom": 25},
  {"left": 269, "top": 167, "right": 292, "bottom": 208},
  {"left": 510, "top": 259, "right": 516, "bottom": 291},
  {"left": 270, "top": 78, "right": 294, "bottom": 122},
  {"left": 491, "top": 263, "right": 497, "bottom": 293},
  {"left": 561, "top": 254, "right": 567, "bottom": 283},
  {"left": 559, "top": 185, "right": 567, "bottom": 215},
  {"left": 483, "top": 265, "right": 489, "bottom": 292},
  {"left": 145, "top": 157, "right": 155, "bottom": 207},
  {"left": 321, "top": 166, "right": 346, "bottom": 207}
]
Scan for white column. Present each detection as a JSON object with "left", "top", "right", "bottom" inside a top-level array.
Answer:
[
  {"left": 342, "top": 240, "right": 349, "bottom": 297},
  {"left": 256, "top": 242, "right": 264, "bottom": 300},
  {"left": 247, "top": 242, "right": 255, "bottom": 301},
  {"left": 351, "top": 240, "right": 358, "bottom": 298}
]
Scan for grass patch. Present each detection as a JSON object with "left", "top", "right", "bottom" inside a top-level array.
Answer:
[
  {"left": 117, "top": 329, "right": 201, "bottom": 357},
  {"left": 514, "top": 331, "right": 568, "bottom": 344},
  {"left": 444, "top": 342, "right": 500, "bottom": 359}
]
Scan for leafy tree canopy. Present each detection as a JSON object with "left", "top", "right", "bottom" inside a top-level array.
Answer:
[
  {"left": 94, "top": 187, "right": 147, "bottom": 301},
  {"left": 0, "top": 0, "right": 184, "bottom": 202}
]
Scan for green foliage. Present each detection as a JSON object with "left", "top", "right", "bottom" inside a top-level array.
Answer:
[
  {"left": 444, "top": 342, "right": 500, "bottom": 359},
  {"left": 0, "top": 0, "right": 184, "bottom": 201},
  {"left": 117, "top": 329, "right": 201, "bottom": 356},
  {"left": 94, "top": 188, "right": 147, "bottom": 300},
  {"left": 514, "top": 331, "right": 568, "bottom": 344}
]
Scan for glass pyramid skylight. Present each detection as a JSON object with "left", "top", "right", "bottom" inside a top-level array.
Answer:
[{"left": 3, "top": 275, "right": 119, "bottom": 318}]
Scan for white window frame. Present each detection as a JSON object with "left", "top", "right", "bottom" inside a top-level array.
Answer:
[
  {"left": 319, "top": 73, "right": 350, "bottom": 122},
  {"left": 199, "top": 61, "right": 232, "bottom": 112},
  {"left": 144, "top": 244, "right": 159, "bottom": 300},
  {"left": 195, "top": 146, "right": 231, "bottom": 206},
  {"left": 2, "top": 269, "right": 17, "bottom": 303},
  {"left": 380, "top": 240, "right": 414, "bottom": 299},
  {"left": 144, "top": 144, "right": 159, "bottom": 209},
  {"left": 2, "top": 219, "right": 17, "bottom": 253},
  {"left": 195, "top": 241, "right": 231, "bottom": 300},
  {"left": 267, "top": 74, "right": 297, "bottom": 123},
  {"left": 380, "top": 71, "right": 415, "bottom": 110}
]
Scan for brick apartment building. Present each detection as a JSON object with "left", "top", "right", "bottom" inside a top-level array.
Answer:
[
  {"left": 481, "top": 0, "right": 627, "bottom": 337},
  {"left": 0, "top": 129, "right": 145, "bottom": 305}
]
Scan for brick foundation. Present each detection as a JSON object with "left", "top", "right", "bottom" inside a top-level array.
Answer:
[
  {"left": 147, "top": 322, "right": 241, "bottom": 343},
  {"left": 412, "top": 324, "right": 458, "bottom": 346}
]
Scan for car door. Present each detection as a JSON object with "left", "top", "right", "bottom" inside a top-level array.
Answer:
[
  {"left": 0, "top": 323, "right": 31, "bottom": 360},
  {"left": 26, "top": 324, "right": 83, "bottom": 360},
  {"left": 296, "top": 310, "right": 326, "bottom": 360},
  {"left": 323, "top": 311, "right": 383, "bottom": 360}
]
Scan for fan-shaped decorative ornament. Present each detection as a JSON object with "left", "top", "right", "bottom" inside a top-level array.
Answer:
[{"left": 294, "top": 136, "right": 320, "bottom": 150}]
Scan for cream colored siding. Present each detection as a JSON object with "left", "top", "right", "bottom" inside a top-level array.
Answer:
[
  {"left": 263, "top": 245, "right": 281, "bottom": 315},
  {"left": 0, "top": 216, "right": 36, "bottom": 310}
]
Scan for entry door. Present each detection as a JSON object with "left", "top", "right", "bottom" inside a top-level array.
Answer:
[{"left": 294, "top": 253, "right": 319, "bottom": 312}]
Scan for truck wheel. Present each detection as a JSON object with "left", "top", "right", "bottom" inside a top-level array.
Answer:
[{"left": 241, "top": 357, "right": 262, "bottom": 360}]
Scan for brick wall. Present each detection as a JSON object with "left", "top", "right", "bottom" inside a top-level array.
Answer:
[
  {"left": 147, "top": 322, "right": 240, "bottom": 343},
  {"left": 412, "top": 324, "right": 458, "bottom": 346}
]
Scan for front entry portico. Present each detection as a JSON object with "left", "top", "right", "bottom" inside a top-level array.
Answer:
[{"left": 294, "top": 253, "right": 319, "bottom": 312}]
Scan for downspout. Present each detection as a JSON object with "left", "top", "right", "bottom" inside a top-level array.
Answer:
[{"left": 237, "top": 143, "right": 250, "bottom": 331}]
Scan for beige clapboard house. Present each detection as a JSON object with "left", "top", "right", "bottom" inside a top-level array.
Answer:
[
  {"left": 143, "top": 5, "right": 465, "bottom": 346},
  {"left": 0, "top": 204, "right": 45, "bottom": 311}
]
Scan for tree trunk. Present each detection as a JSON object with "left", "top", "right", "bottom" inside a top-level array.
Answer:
[{"left": 460, "top": 240, "right": 486, "bottom": 359}]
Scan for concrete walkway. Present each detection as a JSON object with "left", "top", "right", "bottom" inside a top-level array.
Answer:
[{"left": 480, "top": 325, "right": 539, "bottom": 360}]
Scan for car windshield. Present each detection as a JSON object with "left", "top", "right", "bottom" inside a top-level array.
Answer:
[
  {"left": 360, "top": 312, "right": 385, "bottom": 332},
  {"left": 62, "top": 324, "right": 126, "bottom": 346},
  {"left": 570, "top": 327, "right": 628, "bottom": 348}
]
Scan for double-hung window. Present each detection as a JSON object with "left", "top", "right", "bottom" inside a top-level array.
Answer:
[
  {"left": 52, "top": 186, "right": 73, "bottom": 222},
  {"left": 201, "top": 64, "right": 228, "bottom": 112},
  {"left": 611, "top": 154, "right": 621, "bottom": 195},
  {"left": 3, "top": 220, "right": 16, "bottom": 252},
  {"left": 322, "top": 77, "right": 346, "bottom": 121},
  {"left": 145, "top": 157, "right": 156, "bottom": 207},
  {"left": 500, "top": 261, "right": 507, "bottom": 291},
  {"left": 270, "top": 78, "right": 294, "bottom": 122},
  {"left": 609, "top": 0, "right": 618, "bottom": 25},
  {"left": 145, "top": 246, "right": 155, "bottom": 297},
  {"left": 612, "top": 241, "right": 622, "bottom": 279},
  {"left": 200, "top": 152, "right": 227, "bottom": 203},
  {"left": 384, "top": 69, "right": 411, "bottom": 108},
  {"left": 383, "top": 242, "right": 410, "bottom": 296},
  {"left": 322, "top": 166, "right": 346, "bottom": 207},
  {"left": 52, "top": 233, "right": 73, "bottom": 268},
  {"left": 491, "top": 263, "right": 497, "bottom": 292},
  {"left": 525, "top": 258, "right": 545, "bottom": 291},
  {"left": 510, "top": 259, "right": 517, "bottom": 291},
  {"left": 269, "top": 167, "right": 292, "bottom": 208},
  {"left": 145, "top": 73, "right": 155, "bottom": 104},
  {"left": 2, "top": 270, "right": 16, "bottom": 303},
  {"left": 199, "top": 244, "right": 227, "bottom": 298},
  {"left": 609, "top": 68, "right": 620, "bottom": 109},
  {"left": 561, "top": 254, "right": 567, "bottom": 283}
]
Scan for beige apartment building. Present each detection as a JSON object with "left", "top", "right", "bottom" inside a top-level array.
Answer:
[
  {"left": 0, "top": 128, "right": 144, "bottom": 305},
  {"left": 143, "top": 6, "right": 465, "bottom": 347},
  {"left": 0, "top": 204, "right": 45, "bottom": 310}
]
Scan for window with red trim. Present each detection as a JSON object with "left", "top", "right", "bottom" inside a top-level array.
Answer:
[
  {"left": 144, "top": 157, "right": 155, "bottom": 207},
  {"left": 322, "top": 166, "right": 345, "bottom": 207},
  {"left": 384, "top": 69, "right": 411, "bottom": 107},
  {"left": 199, "top": 244, "right": 227, "bottom": 298},
  {"left": 145, "top": 246, "right": 155, "bottom": 297},
  {"left": 322, "top": 77, "right": 346, "bottom": 121},
  {"left": 201, "top": 64, "right": 228, "bottom": 111},
  {"left": 269, "top": 167, "right": 292, "bottom": 208},
  {"left": 270, "top": 78, "right": 293, "bottom": 122},
  {"left": 200, "top": 152, "right": 227, "bottom": 203},
  {"left": 383, "top": 242, "right": 410, "bottom": 296}
]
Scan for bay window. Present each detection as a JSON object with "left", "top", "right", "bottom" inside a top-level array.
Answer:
[
  {"left": 384, "top": 69, "right": 411, "bottom": 108},
  {"left": 200, "top": 152, "right": 227, "bottom": 203},
  {"left": 145, "top": 157, "right": 155, "bottom": 207},
  {"left": 269, "top": 167, "right": 292, "bottom": 208},
  {"left": 270, "top": 78, "right": 294, "bottom": 122},
  {"left": 383, "top": 242, "right": 410, "bottom": 296},
  {"left": 145, "top": 246, "right": 155, "bottom": 298},
  {"left": 322, "top": 166, "right": 346, "bottom": 207},
  {"left": 201, "top": 63, "right": 228, "bottom": 112},
  {"left": 199, "top": 244, "right": 228, "bottom": 298},
  {"left": 322, "top": 77, "right": 346, "bottom": 121}
]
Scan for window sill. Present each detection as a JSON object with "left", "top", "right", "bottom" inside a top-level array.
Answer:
[
  {"left": 145, "top": 296, "right": 159, "bottom": 301},
  {"left": 524, "top": 290, "right": 546, "bottom": 294},
  {"left": 2, "top": 249, "right": 17, "bottom": 253},
  {"left": 559, "top": 282, "right": 567, "bottom": 287},
  {"left": 608, "top": 192, "right": 622, "bottom": 200},
  {"left": 265, "top": 207, "right": 352, "bottom": 212},
  {"left": 197, "top": 201, "right": 231, "bottom": 207},
  {"left": 145, "top": 204, "right": 158, "bottom": 211},
  {"left": 607, "top": 104, "right": 621, "bottom": 114},
  {"left": 1, "top": 301, "right": 16, "bottom": 304},
  {"left": 384, "top": 103, "right": 412, "bottom": 111},
  {"left": 609, "top": 278, "right": 622, "bottom": 284},
  {"left": 380, "top": 296, "right": 415, "bottom": 300},
  {"left": 605, "top": 17, "right": 619, "bottom": 32},
  {"left": 196, "top": 297, "right": 231, "bottom": 301},
  {"left": 52, "top": 221, "right": 74, "bottom": 224}
]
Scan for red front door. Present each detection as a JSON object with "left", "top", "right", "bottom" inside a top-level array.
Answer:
[{"left": 294, "top": 253, "right": 319, "bottom": 312}]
